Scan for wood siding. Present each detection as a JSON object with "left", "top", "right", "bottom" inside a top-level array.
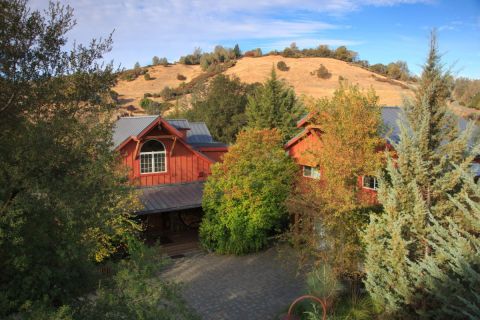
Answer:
[
  {"left": 119, "top": 126, "right": 219, "bottom": 186},
  {"left": 286, "top": 129, "right": 379, "bottom": 204}
]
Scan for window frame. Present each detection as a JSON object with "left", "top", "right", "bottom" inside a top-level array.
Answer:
[
  {"left": 303, "top": 165, "right": 321, "bottom": 180},
  {"left": 362, "top": 175, "right": 379, "bottom": 191},
  {"left": 139, "top": 140, "right": 167, "bottom": 174}
]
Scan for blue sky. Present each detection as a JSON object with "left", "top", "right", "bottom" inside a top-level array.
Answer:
[{"left": 31, "top": 0, "right": 480, "bottom": 78}]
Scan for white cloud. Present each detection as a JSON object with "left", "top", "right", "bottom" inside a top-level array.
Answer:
[{"left": 28, "top": 0, "right": 429, "bottom": 66}]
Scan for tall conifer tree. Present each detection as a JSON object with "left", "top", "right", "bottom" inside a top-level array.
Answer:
[
  {"left": 246, "top": 68, "right": 303, "bottom": 141},
  {"left": 363, "top": 32, "right": 479, "bottom": 318}
]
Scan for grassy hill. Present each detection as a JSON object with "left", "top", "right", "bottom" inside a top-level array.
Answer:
[{"left": 113, "top": 55, "right": 478, "bottom": 118}]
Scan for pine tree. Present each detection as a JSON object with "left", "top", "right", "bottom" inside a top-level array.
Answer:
[
  {"left": 233, "top": 44, "right": 241, "bottom": 58},
  {"left": 246, "top": 67, "right": 303, "bottom": 141},
  {"left": 363, "top": 32, "right": 479, "bottom": 318}
]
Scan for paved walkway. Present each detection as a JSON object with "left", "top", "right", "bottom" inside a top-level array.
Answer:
[{"left": 161, "top": 245, "right": 306, "bottom": 320}]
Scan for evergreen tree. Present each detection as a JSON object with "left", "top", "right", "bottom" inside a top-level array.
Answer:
[
  {"left": 363, "top": 32, "right": 479, "bottom": 318},
  {"left": 415, "top": 168, "right": 480, "bottom": 319},
  {"left": 233, "top": 43, "right": 241, "bottom": 58},
  {"left": 246, "top": 68, "right": 304, "bottom": 141}
]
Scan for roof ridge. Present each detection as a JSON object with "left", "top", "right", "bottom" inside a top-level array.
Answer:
[{"left": 119, "top": 115, "right": 158, "bottom": 119}]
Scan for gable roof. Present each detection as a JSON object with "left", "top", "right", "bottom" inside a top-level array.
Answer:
[
  {"left": 112, "top": 116, "right": 226, "bottom": 149},
  {"left": 113, "top": 116, "right": 157, "bottom": 148},
  {"left": 288, "top": 106, "right": 477, "bottom": 148}
]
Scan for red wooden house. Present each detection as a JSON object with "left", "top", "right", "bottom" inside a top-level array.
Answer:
[
  {"left": 285, "top": 106, "right": 478, "bottom": 204},
  {"left": 113, "top": 116, "right": 227, "bottom": 246}
]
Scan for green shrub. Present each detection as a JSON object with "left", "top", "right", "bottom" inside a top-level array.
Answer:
[
  {"left": 277, "top": 61, "right": 290, "bottom": 71},
  {"left": 152, "top": 56, "right": 169, "bottom": 66},
  {"left": 160, "top": 86, "right": 175, "bottom": 100},
  {"left": 177, "top": 73, "right": 187, "bottom": 81},
  {"left": 311, "top": 64, "right": 331, "bottom": 79},
  {"left": 77, "top": 245, "right": 198, "bottom": 320},
  {"left": 9, "top": 245, "right": 199, "bottom": 320},
  {"left": 200, "top": 129, "right": 296, "bottom": 254},
  {"left": 144, "top": 92, "right": 153, "bottom": 98},
  {"left": 144, "top": 73, "right": 152, "bottom": 80},
  {"left": 139, "top": 98, "right": 170, "bottom": 115}
]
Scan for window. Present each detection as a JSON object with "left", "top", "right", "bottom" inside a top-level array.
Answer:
[
  {"left": 362, "top": 176, "right": 379, "bottom": 190},
  {"left": 140, "top": 140, "right": 166, "bottom": 174},
  {"left": 303, "top": 165, "right": 321, "bottom": 179}
]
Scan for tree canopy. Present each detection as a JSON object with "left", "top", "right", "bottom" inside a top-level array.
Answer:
[
  {"left": 246, "top": 68, "right": 304, "bottom": 141},
  {"left": 182, "top": 74, "right": 258, "bottom": 144},
  {"left": 0, "top": 0, "right": 139, "bottom": 315},
  {"left": 200, "top": 129, "right": 296, "bottom": 254}
]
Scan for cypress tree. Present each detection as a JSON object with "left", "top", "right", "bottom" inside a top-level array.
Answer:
[
  {"left": 246, "top": 67, "right": 303, "bottom": 141},
  {"left": 363, "top": 32, "right": 479, "bottom": 318},
  {"left": 416, "top": 169, "right": 480, "bottom": 319}
]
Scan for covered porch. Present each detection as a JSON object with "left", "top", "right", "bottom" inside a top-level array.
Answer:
[{"left": 136, "top": 182, "right": 205, "bottom": 257}]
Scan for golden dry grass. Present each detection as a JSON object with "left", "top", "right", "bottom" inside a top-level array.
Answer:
[
  {"left": 225, "top": 56, "right": 413, "bottom": 106},
  {"left": 114, "top": 64, "right": 203, "bottom": 109}
]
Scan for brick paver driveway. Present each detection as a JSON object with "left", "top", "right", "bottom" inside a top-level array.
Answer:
[{"left": 161, "top": 245, "right": 306, "bottom": 320}]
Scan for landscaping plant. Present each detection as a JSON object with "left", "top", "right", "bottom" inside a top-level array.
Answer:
[{"left": 200, "top": 129, "right": 296, "bottom": 254}]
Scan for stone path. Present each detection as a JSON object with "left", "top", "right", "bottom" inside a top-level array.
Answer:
[{"left": 161, "top": 245, "right": 306, "bottom": 320}]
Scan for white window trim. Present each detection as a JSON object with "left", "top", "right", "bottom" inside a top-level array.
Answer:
[
  {"left": 303, "top": 165, "right": 321, "bottom": 180},
  {"left": 140, "top": 140, "right": 167, "bottom": 174},
  {"left": 362, "top": 175, "right": 378, "bottom": 191}
]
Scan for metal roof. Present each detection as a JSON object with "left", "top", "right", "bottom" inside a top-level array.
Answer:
[
  {"left": 381, "top": 107, "right": 404, "bottom": 143},
  {"left": 112, "top": 116, "right": 158, "bottom": 148},
  {"left": 136, "top": 182, "right": 204, "bottom": 214},
  {"left": 380, "top": 106, "right": 476, "bottom": 144},
  {"left": 187, "top": 122, "right": 214, "bottom": 144},
  {"left": 167, "top": 119, "right": 190, "bottom": 130},
  {"left": 112, "top": 116, "right": 223, "bottom": 148}
]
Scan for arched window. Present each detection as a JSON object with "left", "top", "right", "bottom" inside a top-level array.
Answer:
[{"left": 140, "top": 140, "right": 166, "bottom": 173}]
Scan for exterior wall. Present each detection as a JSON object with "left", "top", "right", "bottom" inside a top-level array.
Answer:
[
  {"left": 119, "top": 127, "right": 214, "bottom": 186},
  {"left": 357, "top": 176, "right": 379, "bottom": 204},
  {"left": 287, "top": 131, "right": 323, "bottom": 168},
  {"left": 287, "top": 129, "right": 380, "bottom": 205},
  {"left": 198, "top": 148, "right": 227, "bottom": 162}
]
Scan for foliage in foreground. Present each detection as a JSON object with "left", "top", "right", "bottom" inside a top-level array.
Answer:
[
  {"left": 288, "top": 83, "right": 384, "bottom": 274},
  {"left": 200, "top": 129, "right": 297, "bottom": 254},
  {"left": 8, "top": 244, "right": 199, "bottom": 320},
  {"left": 290, "top": 264, "right": 375, "bottom": 320},
  {"left": 0, "top": 0, "right": 140, "bottom": 315},
  {"left": 363, "top": 32, "right": 480, "bottom": 319}
]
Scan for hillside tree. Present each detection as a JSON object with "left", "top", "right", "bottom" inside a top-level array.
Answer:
[{"left": 184, "top": 74, "right": 257, "bottom": 144}]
